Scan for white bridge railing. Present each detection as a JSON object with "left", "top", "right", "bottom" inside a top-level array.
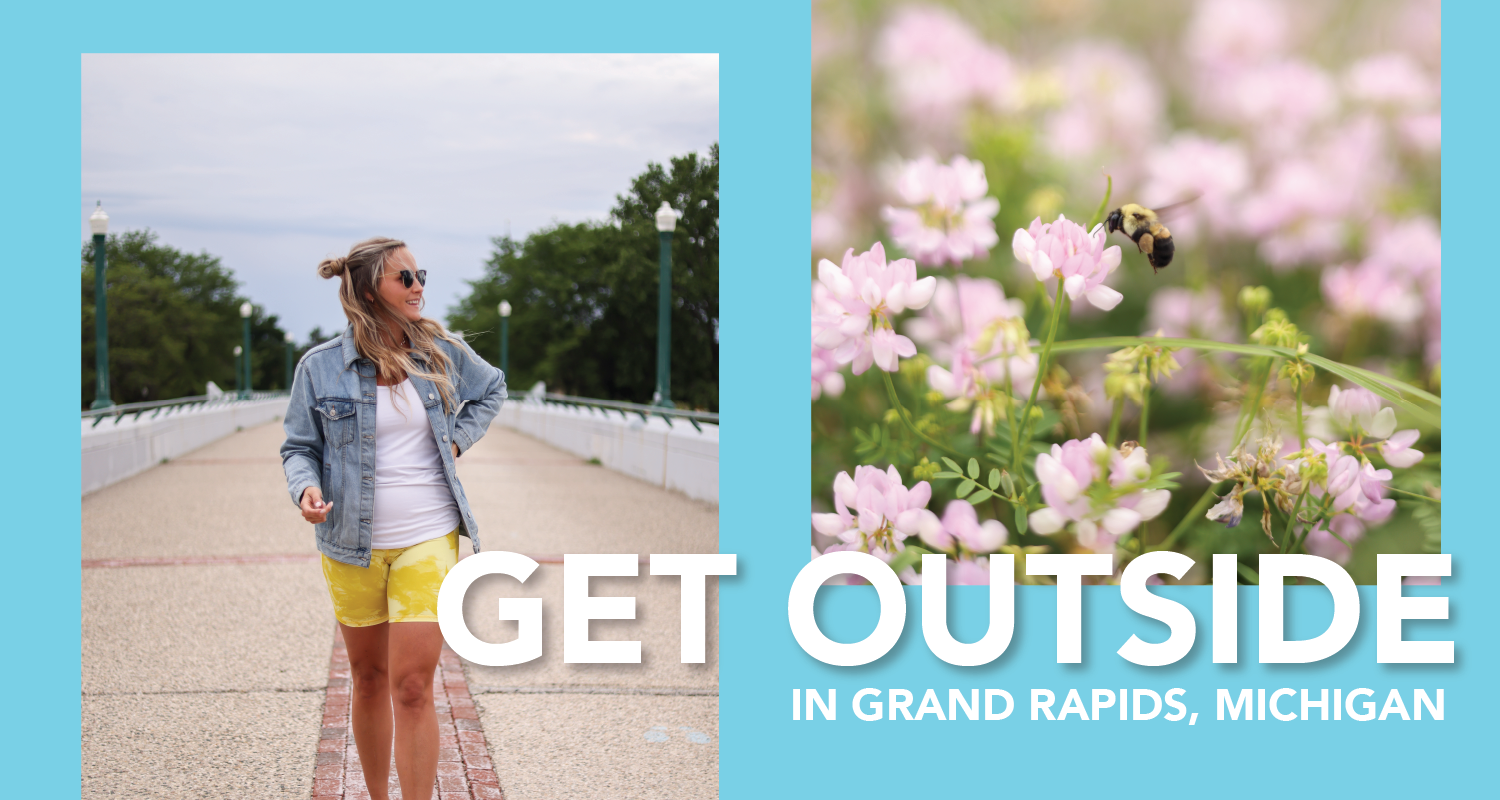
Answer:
[
  {"left": 492, "top": 387, "right": 719, "bottom": 504},
  {"left": 81, "top": 392, "right": 290, "bottom": 496},
  {"left": 81, "top": 387, "right": 720, "bottom": 504}
]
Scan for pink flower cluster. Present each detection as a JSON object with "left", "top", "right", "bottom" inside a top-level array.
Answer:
[
  {"left": 1321, "top": 216, "right": 1441, "bottom": 364},
  {"left": 1028, "top": 435, "right": 1171, "bottom": 555},
  {"left": 812, "top": 242, "right": 936, "bottom": 375},
  {"left": 881, "top": 155, "right": 1000, "bottom": 267},
  {"left": 896, "top": 500, "right": 1008, "bottom": 586},
  {"left": 1041, "top": 41, "right": 1164, "bottom": 183},
  {"left": 811, "top": 283, "right": 846, "bottom": 401},
  {"left": 907, "top": 276, "right": 1038, "bottom": 433},
  {"left": 875, "top": 6, "right": 1016, "bottom": 139},
  {"left": 812, "top": 464, "right": 937, "bottom": 563},
  {"left": 1012, "top": 215, "right": 1124, "bottom": 311},
  {"left": 1299, "top": 385, "right": 1426, "bottom": 562}
]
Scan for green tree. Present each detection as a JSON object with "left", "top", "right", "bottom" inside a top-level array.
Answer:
[
  {"left": 82, "top": 229, "right": 288, "bottom": 407},
  {"left": 448, "top": 144, "right": 719, "bottom": 410}
]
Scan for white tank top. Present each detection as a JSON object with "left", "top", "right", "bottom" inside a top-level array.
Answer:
[{"left": 371, "top": 379, "right": 460, "bottom": 549}]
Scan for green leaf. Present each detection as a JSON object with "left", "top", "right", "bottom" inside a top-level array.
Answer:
[
  {"left": 1237, "top": 562, "right": 1259, "bottom": 585},
  {"left": 970, "top": 488, "right": 995, "bottom": 503},
  {"left": 1037, "top": 336, "right": 1440, "bottom": 426},
  {"left": 967, "top": 458, "right": 980, "bottom": 480},
  {"left": 934, "top": 471, "right": 964, "bottom": 480},
  {"left": 988, "top": 468, "right": 1001, "bottom": 491},
  {"left": 941, "top": 457, "right": 963, "bottom": 474},
  {"left": 1014, "top": 504, "right": 1028, "bottom": 536},
  {"left": 956, "top": 479, "right": 976, "bottom": 498}
]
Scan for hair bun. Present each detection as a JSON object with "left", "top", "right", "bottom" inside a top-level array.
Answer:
[{"left": 317, "top": 256, "right": 347, "bottom": 279}]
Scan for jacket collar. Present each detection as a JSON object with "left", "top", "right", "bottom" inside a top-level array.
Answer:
[{"left": 340, "top": 324, "right": 429, "bottom": 368}]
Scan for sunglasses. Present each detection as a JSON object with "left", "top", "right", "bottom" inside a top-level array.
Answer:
[{"left": 393, "top": 269, "right": 427, "bottom": 289}]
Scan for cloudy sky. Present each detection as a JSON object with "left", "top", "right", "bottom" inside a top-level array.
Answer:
[{"left": 82, "top": 53, "right": 719, "bottom": 341}]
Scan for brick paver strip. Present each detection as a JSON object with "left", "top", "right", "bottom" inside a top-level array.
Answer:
[{"left": 315, "top": 626, "right": 504, "bottom": 800}]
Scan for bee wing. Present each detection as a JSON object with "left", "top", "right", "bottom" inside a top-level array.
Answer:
[{"left": 1148, "top": 193, "right": 1203, "bottom": 220}]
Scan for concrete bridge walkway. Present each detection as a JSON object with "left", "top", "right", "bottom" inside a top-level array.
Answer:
[{"left": 81, "top": 419, "right": 720, "bottom": 799}]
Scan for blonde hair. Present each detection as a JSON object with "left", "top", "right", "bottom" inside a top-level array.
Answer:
[{"left": 317, "top": 237, "right": 462, "bottom": 413}]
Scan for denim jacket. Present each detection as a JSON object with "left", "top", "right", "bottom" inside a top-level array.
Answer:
[{"left": 280, "top": 325, "right": 506, "bottom": 567}]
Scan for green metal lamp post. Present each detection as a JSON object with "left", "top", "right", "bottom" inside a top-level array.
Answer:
[
  {"left": 653, "top": 201, "right": 680, "bottom": 408},
  {"left": 240, "top": 302, "right": 253, "bottom": 399},
  {"left": 498, "top": 300, "right": 511, "bottom": 376},
  {"left": 89, "top": 202, "right": 114, "bottom": 410},
  {"left": 233, "top": 345, "right": 243, "bottom": 396},
  {"left": 284, "top": 331, "right": 296, "bottom": 390}
]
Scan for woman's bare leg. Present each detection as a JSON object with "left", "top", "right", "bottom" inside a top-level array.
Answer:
[
  {"left": 340, "top": 622, "right": 393, "bottom": 800},
  {"left": 389, "top": 621, "right": 443, "bottom": 800}
]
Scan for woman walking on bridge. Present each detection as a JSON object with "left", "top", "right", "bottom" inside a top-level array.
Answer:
[{"left": 281, "top": 236, "right": 505, "bottom": 800}]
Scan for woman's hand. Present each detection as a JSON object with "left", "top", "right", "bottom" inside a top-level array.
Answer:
[{"left": 300, "top": 486, "right": 333, "bottom": 524}]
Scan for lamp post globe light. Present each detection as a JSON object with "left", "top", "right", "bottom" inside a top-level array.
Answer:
[
  {"left": 653, "top": 201, "right": 680, "bottom": 408},
  {"left": 285, "top": 331, "right": 296, "bottom": 391},
  {"left": 89, "top": 202, "right": 114, "bottom": 410},
  {"left": 233, "top": 345, "right": 243, "bottom": 397},
  {"left": 240, "top": 302, "right": 253, "bottom": 399},
  {"left": 498, "top": 300, "right": 511, "bottom": 376}
]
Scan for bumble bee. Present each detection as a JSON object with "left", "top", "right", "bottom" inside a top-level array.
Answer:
[{"left": 1105, "top": 203, "right": 1177, "bottom": 272}]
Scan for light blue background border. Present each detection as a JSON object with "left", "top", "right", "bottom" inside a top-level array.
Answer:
[{"left": 7, "top": 1, "right": 1488, "bottom": 796}]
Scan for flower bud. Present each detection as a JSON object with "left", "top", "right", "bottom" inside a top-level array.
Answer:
[{"left": 1238, "top": 285, "right": 1272, "bottom": 318}]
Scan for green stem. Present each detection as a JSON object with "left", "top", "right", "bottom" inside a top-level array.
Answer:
[
  {"left": 1295, "top": 379, "right": 1306, "bottom": 451},
  {"left": 881, "top": 370, "right": 962, "bottom": 460},
  {"left": 1234, "top": 360, "right": 1274, "bottom": 448},
  {"left": 1278, "top": 490, "right": 1306, "bottom": 554},
  {"left": 1014, "top": 280, "right": 1066, "bottom": 474},
  {"left": 1106, "top": 396, "right": 1124, "bottom": 448},
  {"left": 1386, "top": 485, "right": 1442, "bottom": 504},
  {"left": 1087, "top": 175, "right": 1114, "bottom": 230},
  {"left": 1138, "top": 390, "right": 1151, "bottom": 448},
  {"left": 1152, "top": 482, "right": 1224, "bottom": 553}
]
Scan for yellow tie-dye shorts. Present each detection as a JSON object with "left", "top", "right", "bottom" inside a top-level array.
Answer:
[{"left": 320, "top": 529, "right": 460, "bottom": 626}]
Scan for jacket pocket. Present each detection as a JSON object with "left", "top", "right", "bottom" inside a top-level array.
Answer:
[{"left": 315, "top": 398, "right": 357, "bottom": 449}]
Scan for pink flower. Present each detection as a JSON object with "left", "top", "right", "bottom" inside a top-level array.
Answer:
[
  {"left": 1240, "top": 118, "right": 1391, "bottom": 268},
  {"left": 908, "top": 277, "right": 1037, "bottom": 433},
  {"left": 1012, "top": 215, "right": 1124, "bottom": 311},
  {"left": 811, "top": 282, "right": 847, "bottom": 401},
  {"left": 1399, "top": 112, "right": 1441, "bottom": 154},
  {"left": 1305, "top": 515, "right": 1368, "bottom": 564},
  {"left": 1366, "top": 216, "right": 1441, "bottom": 281},
  {"left": 881, "top": 155, "right": 1000, "bottom": 267},
  {"left": 876, "top": 6, "right": 1017, "bottom": 138},
  {"left": 1183, "top": 0, "right": 1290, "bottom": 70},
  {"left": 947, "top": 556, "right": 992, "bottom": 586},
  {"left": 1377, "top": 429, "right": 1425, "bottom": 469},
  {"left": 812, "top": 344, "right": 845, "bottom": 401},
  {"left": 905, "top": 276, "right": 1026, "bottom": 366},
  {"left": 812, "top": 242, "right": 936, "bottom": 375},
  {"left": 1326, "top": 385, "right": 1398, "bottom": 440},
  {"left": 897, "top": 554, "right": 993, "bottom": 586},
  {"left": 1041, "top": 41, "right": 1164, "bottom": 179},
  {"left": 1321, "top": 263, "right": 1424, "bottom": 326},
  {"left": 933, "top": 500, "right": 1008, "bottom": 554},
  {"left": 1345, "top": 53, "right": 1436, "bottom": 110},
  {"left": 1139, "top": 133, "right": 1249, "bottom": 243},
  {"left": 1027, "top": 435, "right": 1171, "bottom": 554},
  {"left": 811, "top": 465, "right": 940, "bottom": 561}
]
